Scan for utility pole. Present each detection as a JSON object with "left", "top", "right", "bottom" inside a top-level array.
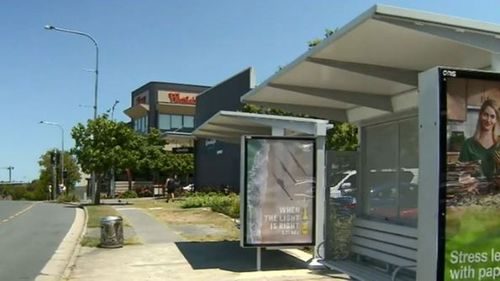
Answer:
[
  {"left": 108, "top": 99, "right": 119, "bottom": 198},
  {"left": 50, "top": 150, "right": 57, "bottom": 200},
  {"left": 1, "top": 166, "right": 14, "bottom": 182}
]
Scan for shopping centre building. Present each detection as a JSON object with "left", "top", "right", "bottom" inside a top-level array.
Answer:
[
  {"left": 124, "top": 81, "right": 210, "bottom": 150},
  {"left": 123, "top": 69, "right": 254, "bottom": 190}
]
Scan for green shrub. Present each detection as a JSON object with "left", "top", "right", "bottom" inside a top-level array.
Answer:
[
  {"left": 57, "top": 192, "right": 80, "bottom": 203},
  {"left": 118, "top": 190, "right": 138, "bottom": 199},
  {"left": 181, "top": 192, "right": 240, "bottom": 218},
  {"left": 0, "top": 183, "right": 50, "bottom": 201},
  {"left": 1, "top": 185, "right": 28, "bottom": 200}
]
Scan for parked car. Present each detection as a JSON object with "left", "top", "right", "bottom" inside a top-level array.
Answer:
[
  {"left": 182, "top": 183, "right": 194, "bottom": 192},
  {"left": 329, "top": 170, "right": 357, "bottom": 198},
  {"left": 329, "top": 170, "right": 357, "bottom": 209},
  {"left": 367, "top": 182, "right": 418, "bottom": 219}
]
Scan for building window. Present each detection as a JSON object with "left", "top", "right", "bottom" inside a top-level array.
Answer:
[
  {"left": 171, "top": 115, "right": 182, "bottom": 129},
  {"left": 134, "top": 115, "right": 149, "bottom": 133},
  {"left": 183, "top": 116, "right": 194, "bottom": 128},
  {"left": 158, "top": 114, "right": 194, "bottom": 132},
  {"left": 362, "top": 116, "right": 418, "bottom": 226},
  {"left": 159, "top": 114, "right": 171, "bottom": 131}
]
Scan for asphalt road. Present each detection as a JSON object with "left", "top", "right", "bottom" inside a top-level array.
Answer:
[{"left": 0, "top": 201, "right": 75, "bottom": 281}]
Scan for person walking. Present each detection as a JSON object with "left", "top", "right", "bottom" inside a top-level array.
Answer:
[{"left": 165, "top": 175, "right": 179, "bottom": 202}]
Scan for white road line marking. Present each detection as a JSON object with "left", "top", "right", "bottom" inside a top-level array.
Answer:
[{"left": 0, "top": 202, "right": 37, "bottom": 225}]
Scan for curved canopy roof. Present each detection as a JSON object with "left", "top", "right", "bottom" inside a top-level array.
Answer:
[
  {"left": 242, "top": 4, "right": 500, "bottom": 123},
  {"left": 192, "top": 111, "right": 331, "bottom": 143}
]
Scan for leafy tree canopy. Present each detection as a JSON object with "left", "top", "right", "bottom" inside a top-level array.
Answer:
[
  {"left": 164, "top": 153, "right": 194, "bottom": 178},
  {"left": 71, "top": 116, "right": 141, "bottom": 176},
  {"left": 135, "top": 128, "right": 169, "bottom": 183},
  {"left": 38, "top": 150, "right": 81, "bottom": 188}
]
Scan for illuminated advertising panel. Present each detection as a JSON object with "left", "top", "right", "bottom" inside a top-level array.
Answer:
[
  {"left": 242, "top": 136, "right": 315, "bottom": 247},
  {"left": 439, "top": 68, "right": 500, "bottom": 281}
]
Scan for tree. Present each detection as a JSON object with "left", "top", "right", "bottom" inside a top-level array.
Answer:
[
  {"left": 71, "top": 116, "right": 141, "bottom": 204},
  {"left": 244, "top": 104, "right": 358, "bottom": 151},
  {"left": 327, "top": 122, "right": 358, "bottom": 151},
  {"left": 164, "top": 153, "right": 194, "bottom": 181},
  {"left": 137, "top": 128, "right": 168, "bottom": 184},
  {"left": 38, "top": 149, "right": 81, "bottom": 191}
]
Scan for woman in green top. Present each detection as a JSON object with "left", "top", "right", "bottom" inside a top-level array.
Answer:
[{"left": 459, "top": 99, "right": 500, "bottom": 180}]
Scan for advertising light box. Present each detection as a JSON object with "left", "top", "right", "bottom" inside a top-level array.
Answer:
[
  {"left": 242, "top": 136, "right": 316, "bottom": 247},
  {"left": 439, "top": 68, "right": 500, "bottom": 281}
]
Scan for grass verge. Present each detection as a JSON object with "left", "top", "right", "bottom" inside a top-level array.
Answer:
[
  {"left": 85, "top": 205, "right": 123, "bottom": 228},
  {"left": 82, "top": 204, "right": 140, "bottom": 247},
  {"left": 129, "top": 198, "right": 240, "bottom": 242}
]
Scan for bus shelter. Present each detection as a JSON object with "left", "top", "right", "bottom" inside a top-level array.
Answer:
[
  {"left": 240, "top": 4, "right": 500, "bottom": 281},
  {"left": 193, "top": 110, "right": 331, "bottom": 269}
]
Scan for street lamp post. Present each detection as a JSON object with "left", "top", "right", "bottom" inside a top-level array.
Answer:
[
  {"left": 44, "top": 25, "right": 98, "bottom": 119},
  {"left": 45, "top": 25, "right": 99, "bottom": 203},
  {"left": 40, "top": 121, "right": 64, "bottom": 191},
  {"left": 111, "top": 100, "right": 119, "bottom": 120}
]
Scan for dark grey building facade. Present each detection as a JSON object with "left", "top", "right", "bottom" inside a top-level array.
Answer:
[{"left": 194, "top": 68, "right": 255, "bottom": 191}]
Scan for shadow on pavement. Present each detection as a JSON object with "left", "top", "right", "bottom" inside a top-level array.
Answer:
[
  {"left": 175, "top": 240, "right": 308, "bottom": 272},
  {"left": 63, "top": 204, "right": 83, "bottom": 209}
]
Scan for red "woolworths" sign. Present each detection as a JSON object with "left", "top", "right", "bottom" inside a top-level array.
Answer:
[{"left": 168, "top": 92, "right": 196, "bottom": 105}]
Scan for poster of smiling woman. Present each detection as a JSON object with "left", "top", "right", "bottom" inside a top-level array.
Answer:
[{"left": 441, "top": 68, "right": 500, "bottom": 281}]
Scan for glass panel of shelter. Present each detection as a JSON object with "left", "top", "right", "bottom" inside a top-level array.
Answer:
[{"left": 324, "top": 116, "right": 419, "bottom": 260}]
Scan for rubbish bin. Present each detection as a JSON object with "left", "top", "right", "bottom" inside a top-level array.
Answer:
[{"left": 100, "top": 216, "right": 124, "bottom": 248}]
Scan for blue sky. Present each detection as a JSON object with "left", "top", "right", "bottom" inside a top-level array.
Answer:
[{"left": 1, "top": 0, "right": 500, "bottom": 182}]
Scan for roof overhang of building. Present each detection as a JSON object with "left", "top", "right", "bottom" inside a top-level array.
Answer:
[
  {"left": 241, "top": 4, "right": 500, "bottom": 123},
  {"left": 192, "top": 110, "right": 331, "bottom": 144},
  {"left": 123, "top": 104, "right": 150, "bottom": 119},
  {"left": 161, "top": 131, "right": 195, "bottom": 140}
]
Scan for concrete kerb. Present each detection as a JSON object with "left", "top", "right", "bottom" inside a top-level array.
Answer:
[
  {"left": 63, "top": 205, "right": 89, "bottom": 278},
  {"left": 35, "top": 203, "right": 87, "bottom": 281}
]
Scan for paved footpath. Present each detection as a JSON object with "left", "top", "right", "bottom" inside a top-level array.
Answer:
[
  {"left": 69, "top": 205, "right": 350, "bottom": 281},
  {"left": 114, "top": 206, "right": 184, "bottom": 243}
]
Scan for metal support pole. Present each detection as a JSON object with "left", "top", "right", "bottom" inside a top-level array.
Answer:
[
  {"left": 308, "top": 125, "right": 327, "bottom": 270},
  {"left": 40, "top": 121, "right": 65, "bottom": 189},
  {"left": 52, "top": 154, "right": 57, "bottom": 200},
  {"left": 110, "top": 168, "right": 115, "bottom": 198},
  {"left": 256, "top": 247, "right": 262, "bottom": 271}
]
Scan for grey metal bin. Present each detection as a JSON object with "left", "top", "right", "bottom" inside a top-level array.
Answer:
[{"left": 100, "top": 216, "right": 124, "bottom": 248}]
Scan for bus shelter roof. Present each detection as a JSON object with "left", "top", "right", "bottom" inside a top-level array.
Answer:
[
  {"left": 192, "top": 110, "right": 331, "bottom": 143},
  {"left": 241, "top": 4, "right": 500, "bottom": 123}
]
